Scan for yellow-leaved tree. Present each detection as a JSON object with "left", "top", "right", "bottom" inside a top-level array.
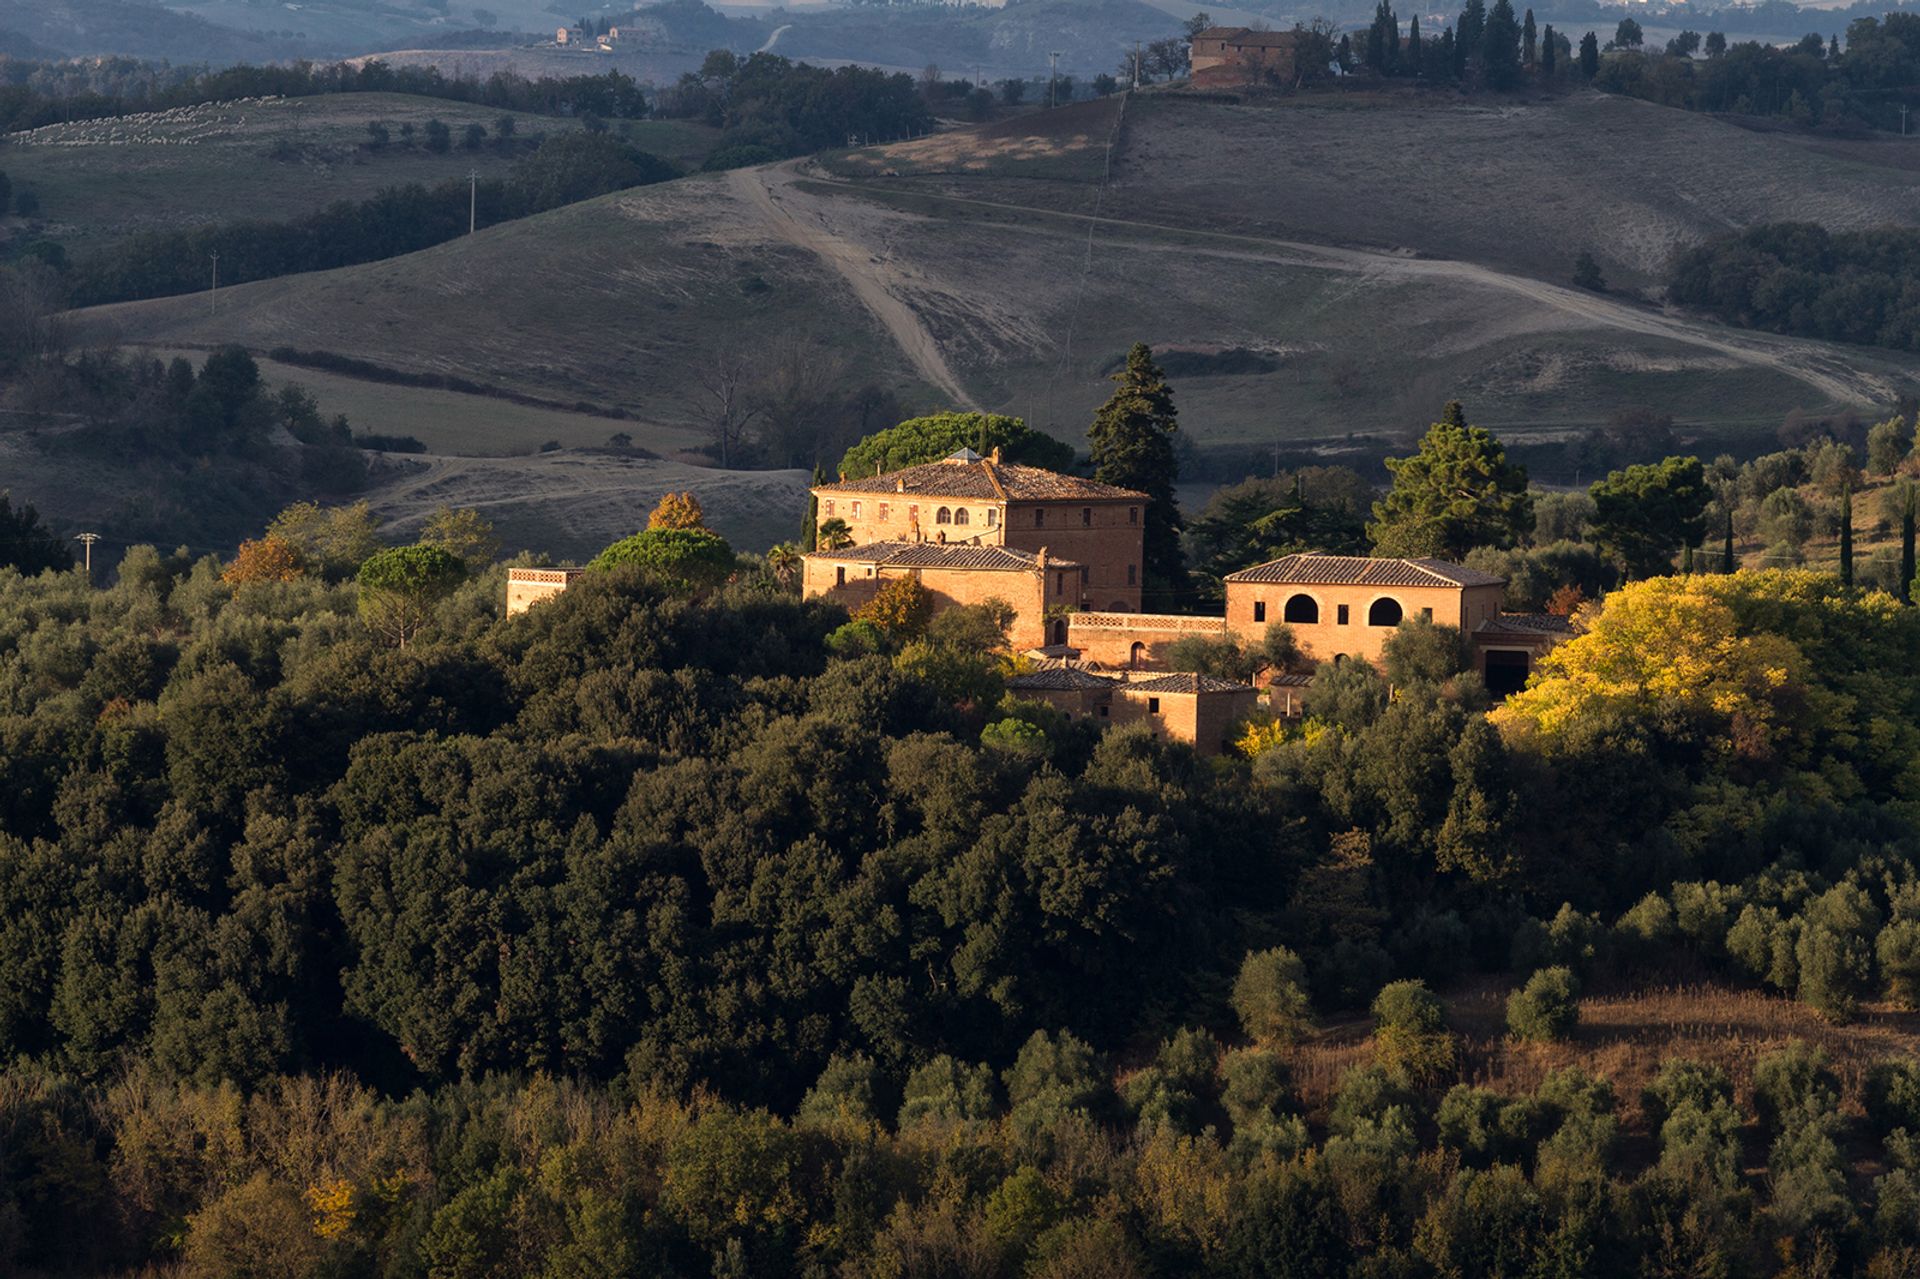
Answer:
[
  {"left": 648, "top": 491, "right": 707, "bottom": 531},
  {"left": 1496, "top": 570, "right": 1920, "bottom": 788}
]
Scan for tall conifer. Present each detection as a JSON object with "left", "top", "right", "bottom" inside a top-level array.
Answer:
[
  {"left": 1840, "top": 481, "right": 1854, "bottom": 588},
  {"left": 1408, "top": 15, "right": 1424, "bottom": 75},
  {"left": 1542, "top": 23, "right": 1557, "bottom": 73},
  {"left": 1090, "top": 343, "right": 1188, "bottom": 607},
  {"left": 1901, "top": 480, "right": 1917, "bottom": 603},
  {"left": 1522, "top": 8, "right": 1538, "bottom": 65}
]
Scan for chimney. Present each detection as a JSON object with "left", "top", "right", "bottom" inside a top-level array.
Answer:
[
  {"left": 1037, "top": 545, "right": 1049, "bottom": 571},
  {"left": 895, "top": 479, "right": 904, "bottom": 492},
  {"left": 989, "top": 446, "right": 1002, "bottom": 464}
]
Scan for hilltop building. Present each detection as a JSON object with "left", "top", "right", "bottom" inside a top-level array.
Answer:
[
  {"left": 1189, "top": 27, "right": 1303, "bottom": 86},
  {"left": 508, "top": 453, "right": 1575, "bottom": 746},
  {"left": 808, "top": 448, "right": 1149, "bottom": 609}
]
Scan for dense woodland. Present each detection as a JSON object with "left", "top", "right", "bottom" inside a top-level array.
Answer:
[
  {"left": 6, "top": 367, "right": 1920, "bottom": 1273},
  {"left": 1667, "top": 223, "right": 1920, "bottom": 355}
]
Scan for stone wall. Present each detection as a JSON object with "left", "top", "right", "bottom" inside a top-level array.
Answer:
[{"left": 1068, "top": 612, "right": 1229, "bottom": 669}]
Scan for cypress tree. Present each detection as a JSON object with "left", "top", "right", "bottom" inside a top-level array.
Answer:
[
  {"left": 1902, "top": 481, "right": 1916, "bottom": 604},
  {"left": 1579, "top": 29, "right": 1600, "bottom": 79},
  {"left": 1840, "top": 481, "right": 1854, "bottom": 588},
  {"left": 1522, "top": 7, "right": 1537, "bottom": 65},
  {"left": 1482, "top": 0, "right": 1523, "bottom": 89},
  {"left": 1723, "top": 506, "right": 1735, "bottom": 573},
  {"left": 1542, "top": 23, "right": 1556, "bottom": 73},
  {"left": 802, "top": 462, "right": 826, "bottom": 549},
  {"left": 1090, "top": 342, "right": 1188, "bottom": 608},
  {"left": 1408, "top": 15, "right": 1424, "bottom": 76}
]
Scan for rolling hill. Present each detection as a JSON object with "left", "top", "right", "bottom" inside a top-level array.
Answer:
[
  {"left": 70, "top": 85, "right": 1920, "bottom": 551},
  {"left": 6, "top": 94, "right": 716, "bottom": 257}
]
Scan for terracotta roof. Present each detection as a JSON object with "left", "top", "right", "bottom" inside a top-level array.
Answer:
[
  {"left": 1124, "top": 673, "right": 1258, "bottom": 695},
  {"left": 1008, "top": 668, "right": 1118, "bottom": 692},
  {"left": 1476, "top": 612, "right": 1575, "bottom": 636},
  {"left": 815, "top": 454, "right": 1145, "bottom": 502},
  {"left": 1223, "top": 552, "right": 1505, "bottom": 588},
  {"left": 1269, "top": 672, "right": 1314, "bottom": 687},
  {"left": 1194, "top": 26, "right": 1300, "bottom": 47},
  {"left": 805, "top": 541, "right": 1080, "bottom": 571}
]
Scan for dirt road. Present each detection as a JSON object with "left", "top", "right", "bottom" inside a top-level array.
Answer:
[
  {"left": 728, "top": 164, "right": 980, "bottom": 409},
  {"left": 797, "top": 172, "right": 1889, "bottom": 407}
]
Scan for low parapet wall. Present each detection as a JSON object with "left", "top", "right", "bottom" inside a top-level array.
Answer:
[
  {"left": 507, "top": 567, "right": 587, "bottom": 615},
  {"left": 1068, "top": 611, "right": 1228, "bottom": 669}
]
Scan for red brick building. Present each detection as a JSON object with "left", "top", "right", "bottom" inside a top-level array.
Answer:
[{"left": 1189, "top": 26, "right": 1304, "bottom": 87}]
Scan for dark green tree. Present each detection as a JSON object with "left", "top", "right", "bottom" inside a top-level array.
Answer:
[
  {"left": 1541, "top": 23, "right": 1557, "bottom": 73},
  {"left": 1724, "top": 505, "right": 1736, "bottom": 574},
  {"left": 1408, "top": 16, "right": 1424, "bottom": 74},
  {"left": 1089, "top": 342, "right": 1187, "bottom": 606},
  {"left": 1456, "top": 0, "right": 1486, "bottom": 72},
  {"left": 1367, "top": 0, "right": 1401, "bottom": 74},
  {"left": 356, "top": 545, "right": 467, "bottom": 647},
  {"left": 0, "top": 492, "right": 72, "bottom": 574},
  {"left": 1482, "top": 0, "right": 1523, "bottom": 87},
  {"left": 1900, "top": 478, "right": 1919, "bottom": 603},
  {"left": 1840, "top": 481, "right": 1854, "bottom": 588},
  {"left": 1573, "top": 251, "right": 1606, "bottom": 291},
  {"left": 836, "top": 411, "right": 1072, "bottom": 478},
  {"left": 1369, "top": 404, "right": 1533, "bottom": 559},
  {"left": 1588, "top": 455, "right": 1711, "bottom": 580},
  {"left": 1579, "top": 29, "right": 1600, "bottom": 78},
  {"left": 1522, "top": 8, "right": 1537, "bottom": 65}
]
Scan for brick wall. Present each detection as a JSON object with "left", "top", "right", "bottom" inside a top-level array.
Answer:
[
  {"left": 816, "top": 491, "right": 1007, "bottom": 549},
  {"left": 802, "top": 559, "right": 1069, "bottom": 649},
  {"left": 1003, "top": 499, "right": 1144, "bottom": 612},
  {"left": 1068, "top": 612, "right": 1228, "bottom": 669},
  {"left": 1109, "top": 685, "right": 1259, "bottom": 756},
  {"left": 506, "top": 568, "right": 585, "bottom": 616},
  {"left": 1224, "top": 581, "right": 1504, "bottom": 665}
]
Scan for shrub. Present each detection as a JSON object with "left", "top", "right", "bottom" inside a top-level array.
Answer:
[
  {"left": 1005, "top": 1030, "right": 1105, "bottom": 1135},
  {"left": 1371, "top": 979, "right": 1454, "bottom": 1086},
  {"left": 1880, "top": 918, "right": 1920, "bottom": 1008},
  {"left": 980, "top": 717, "right": 1048, "bottom": 756},
  {"left": 221, "top": 535, "right": 302, "bottom": 585},
  {"left": 1753, "top": 1040, "right": 1840, "bottom": 1134},
  {"left": 1221, "top": 1048, "right": 1306, "bottom": 1158},
  {"left": 1120, "top": 1028, "right": 1219, "bottom": 1133},
  {"left": 853, "top": 576, "right": 933, "bottom": 640},
  {"left": 1329, "top": 1063, "right": 1417, "bottom": 1138},
  {"left": 898, "top": 1055, "right": 997, "bottom": 1127},
  {"left": 1506, "top": 967, "right": 1580, "bottom": 1042},
  {"left": 825, "top": 619, "right": 886, "bottom": 658},
  {"left": 798, "top": 1053, "right": 881, "bottom": 1127},
  {"left": 1866, "top": 1061, "right": 1920, "bottom": 1138},
  {"left": 1231, "top": 947, "right": 1313, "bottom": 1044}
]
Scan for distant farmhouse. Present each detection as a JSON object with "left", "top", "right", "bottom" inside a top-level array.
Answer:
[
  {"left": 508, "top": 449, "right": 1573, "bottom": 755},
  {"left": 1189, "top": 26, "right": 1304, "bottom": 87}
]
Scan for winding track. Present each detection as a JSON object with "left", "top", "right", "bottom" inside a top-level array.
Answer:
[
  {"left": 760, "top": 161, "right": 1889, "bottom": 408},
  {"left": 727, "top": 164, "right": 981, "bottom": 410}
]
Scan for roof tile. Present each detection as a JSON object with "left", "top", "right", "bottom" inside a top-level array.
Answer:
[
  {"left": 805, "top": 541, "right": 1080, "bottom": 571},
  {"left": 1223, "top": 552, "right": 1505, "bottom": 588},
  {"left": 1124, "top": 673, "right": 1259, "bottom": 695},
  {"left": 816, "top": 457, "right": 1146, "bottom": 502}
]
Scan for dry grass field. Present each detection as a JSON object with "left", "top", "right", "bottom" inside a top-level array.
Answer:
[
  {"left": 5, "top": 92, "right": 717, "bottom": 254},
  {"left": 77, "top": 88, "right": 1920, "bottom": 505},
  {"left": 1285, "top": 977, "right": 1920, "bottom": 1178}
]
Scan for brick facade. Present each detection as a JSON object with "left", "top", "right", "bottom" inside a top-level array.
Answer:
[
  {"left": 1067, "top": 611, "right": 1229, "bottom": 670},
  {"left": 803, "top": 543, "right": 1081, "bottom": 650},
  {"left": 1223, "top": 554, "right": 1507, "bottom": 666}
]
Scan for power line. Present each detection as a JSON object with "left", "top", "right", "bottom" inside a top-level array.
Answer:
[{"left": 73, "top": 532, "right": 99, "bottom": 583}]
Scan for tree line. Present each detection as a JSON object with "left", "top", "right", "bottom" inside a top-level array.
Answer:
[
  {"left": 1667, "top": 221, "right": 1920, "bottom": 355},
  {"left": 1585, "top": 11, "right": 1920, "bottom": 129},
  {"left": 656, "top": 51, "right": 934, "bottom": 165},
  {"left": 0, "top": 59, "right": 651, "bottom": 136},
  {"left": 66, "top": 133, "right": 678, "bottom": 307}
]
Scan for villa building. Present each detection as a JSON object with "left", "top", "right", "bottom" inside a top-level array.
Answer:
[{"left": 802, "top": 541, "right": 1083, "bottom": 650}]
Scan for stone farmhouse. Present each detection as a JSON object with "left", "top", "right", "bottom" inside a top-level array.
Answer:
[
  {"left": 508, "top": 452, "right": 1574, "bottom": 749},
  {"left": 1189, "top": 27, "right": 1304, "bottom": 87}
]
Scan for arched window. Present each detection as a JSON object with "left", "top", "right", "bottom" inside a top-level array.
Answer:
[
  {"left": 1129, "top": 641, "right": 1146, "bottom": 669},
  {"left": 1368, "top": 597, "right": 1403, "bottom": 627},
  {"left": 935, "top": 507, "right": 952, "bottom": 525},
  {"left": 1283, "top": 593, "right": 1319, "bottom": 624},
  {"left": 954, "top": 508, "right": 970, "bottom": 526},
  {"left": 1050, "top": 619, "right": 1068, "bottom": 646}
]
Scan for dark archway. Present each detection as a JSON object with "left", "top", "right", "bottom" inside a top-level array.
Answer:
[
  {"left": 1050, "top": 619, "right": 1068, "bottom": 646},
  {"left": 1283, "top": 593, "right": 1319, "bottom": 624},
  {"left": 1368, "top": 597, "right": 1403, "bottom": 627},
  {"left": 1129, "top": 641, "right": 1146, "bottom": 669},
  {"left": 1484, "top": 650, "right": 1531, "bottom": 699}
]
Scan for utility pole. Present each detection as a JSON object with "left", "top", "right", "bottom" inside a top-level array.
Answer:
[
  {"left": 468, "top": 169, "right": 478, "bottom": 234},
  {"left": 1048, "top": 51, "right": 1062, "bottom": 108},
  {"left": 208, "top": 251, "right": 219, "bottom": 314},
  {"left": 73, "top": 532, "right": 99, "bottom": 583},
  {"left": 1902, "top": 103, "right": 1910, "bottom": 136},
  {"left": 1133, "top": 42, "right": 1144, "bottom": 89}
]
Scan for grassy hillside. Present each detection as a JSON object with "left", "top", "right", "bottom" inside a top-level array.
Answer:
[
  {"left": 7, "top": 93, "right": 717, "bottom": 255},
  {"left": 82, "top": 89, "right": 1920, "bottom": 483}
]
